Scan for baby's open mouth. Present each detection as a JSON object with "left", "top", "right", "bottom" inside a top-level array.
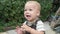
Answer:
[{"left": 26, "top": 15, "right": 31, "bottom": 18}]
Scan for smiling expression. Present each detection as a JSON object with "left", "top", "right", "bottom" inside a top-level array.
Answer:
[{"left": 24, "top": 1, "right": 40, "bottom": 22}]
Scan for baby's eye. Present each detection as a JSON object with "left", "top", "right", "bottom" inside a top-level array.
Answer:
[{"left": 29, "top": 9, "right": 32, "bottom": 11}]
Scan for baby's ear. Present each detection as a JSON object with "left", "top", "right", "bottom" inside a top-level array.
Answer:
[
  {"left": 37, "top": 11, "right": 40, "bottom": 16},
  {"left": 37, "top": 13, "right": 40, "bottom": 17}
]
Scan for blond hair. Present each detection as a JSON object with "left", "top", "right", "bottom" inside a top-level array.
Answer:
[{"left": 25, "top": 1, "right": 41, "bottom": 11}]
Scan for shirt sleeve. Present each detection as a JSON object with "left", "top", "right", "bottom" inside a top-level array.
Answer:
[
  {"left": 36, "top": 20, "right": 45, "bottom": 31},
  {"left": 23, "top": 21, "right": 27, "bottom": 24}
]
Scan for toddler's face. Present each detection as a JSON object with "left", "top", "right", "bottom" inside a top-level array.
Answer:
[{"left": 24, "top": 3, "right": 39, "bottom": 22}]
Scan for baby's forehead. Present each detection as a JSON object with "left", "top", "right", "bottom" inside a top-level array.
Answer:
[{"left": 25, "top": 3, "right": 38, "bottom": 8}]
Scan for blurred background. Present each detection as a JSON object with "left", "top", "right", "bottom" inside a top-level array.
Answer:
[{"left": 0, "top": 0, "right": 60, "bottom": 34}]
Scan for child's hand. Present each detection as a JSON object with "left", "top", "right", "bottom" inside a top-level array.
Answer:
[
  {"left": 16, "top": 26, "right": 23, "bottom": 34},
  {"left": 21, "top": 24, "right": 31, "bottom": 32}
]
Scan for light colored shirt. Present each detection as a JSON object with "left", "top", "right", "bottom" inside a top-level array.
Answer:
[{"left": 23, "top": 20, "right": 45, "bottom": 31}]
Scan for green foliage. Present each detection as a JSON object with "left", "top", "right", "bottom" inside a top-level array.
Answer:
[
  {"left": 37, "top": 0, "right": 53, "bottom": 21},
  {"left": 0, "top": 0, "right": 52, "bottom": 32}
]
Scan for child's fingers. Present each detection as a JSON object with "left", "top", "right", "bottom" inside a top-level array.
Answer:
[
  {"left": 15, "top": 26, "right": 21, "bottom": 32},
  {"left": 15, "top": 27, "right": 23, "bottom": 34},
  {"left": 16, "top": 26, "right": 20, "bottom": 28},
  {"left": 21, "top": 25, "right": 27, "bottom": 31},
  {"left": 16, "top": 26, "right": 24, "bottom": 31}
]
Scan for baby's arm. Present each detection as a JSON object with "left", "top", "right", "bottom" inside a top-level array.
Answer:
[
  {"left": 29, "top": 28, "right": 44, "bottom": 34},
  {"left": 21, "top": 24, "right": 45, "bottom": 34},
  {"left": 16, "top": 26, "right": 25, "bottom": 34}
]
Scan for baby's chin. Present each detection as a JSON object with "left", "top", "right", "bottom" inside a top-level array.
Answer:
[
  {"left": 27, "top": 19, "right": 33, "bottom": 22},
  {"left": 25, "top": 17, "right": 33, "bottom": 21},
  {"left": 26, "top": 17, "right": 31, "bottom": 20}
]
